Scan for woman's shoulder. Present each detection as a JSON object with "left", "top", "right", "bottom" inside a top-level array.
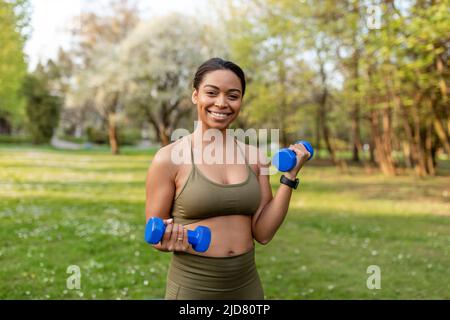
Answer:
[{"left": 150, "top": 136, "right": 189, "bottom": 174}]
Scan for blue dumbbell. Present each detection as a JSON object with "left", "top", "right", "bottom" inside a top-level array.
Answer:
[
  {"left": 272, "top": 140, "right": 314, "bottom": 172},
  {"left": 144, "top": 217, "right": 211, "bottom": 253}
]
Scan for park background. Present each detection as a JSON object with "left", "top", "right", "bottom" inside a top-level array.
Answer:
[{"left": 0, "top": 0, "right": 449, "bottom": 299}]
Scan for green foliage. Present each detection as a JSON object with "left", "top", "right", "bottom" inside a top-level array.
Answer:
[
  {"left": 0, "top": 134, "right": 31, "bottom": 143},
  {"left": 85, "top": 126, "right": 141, "bottom": 146},
  {"left": 22, "top": 71, "right": 62, "bottom": 144},
  {"left": 0, "top": 0, "right": 29, "bottom": 127}
]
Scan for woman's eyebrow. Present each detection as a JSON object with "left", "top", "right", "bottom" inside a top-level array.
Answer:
[{"left": 204, "top": 84, "right": 241, "bottom": 94}]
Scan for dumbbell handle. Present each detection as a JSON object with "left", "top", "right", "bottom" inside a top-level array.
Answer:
[{"left": 272, "top": 140, "right": 314, "bottom": 172}]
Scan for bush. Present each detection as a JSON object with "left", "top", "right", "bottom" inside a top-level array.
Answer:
[
  {"left": 86, "top": 127, "right": 108, "bottom": 144},
  {"left": 85, "top": 127, "right": 142, "bottom": 146},
  {"left": 0, "top": 134, "right": 32, "bottom": 144}
]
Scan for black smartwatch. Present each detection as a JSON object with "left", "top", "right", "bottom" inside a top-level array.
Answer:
[{"left": 280, "top": 174, "right": 299, "bottom": 189}]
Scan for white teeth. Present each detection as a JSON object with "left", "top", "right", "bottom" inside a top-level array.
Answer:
[{"left": 209, "top": 111, "right": 230, "bottom": 118}]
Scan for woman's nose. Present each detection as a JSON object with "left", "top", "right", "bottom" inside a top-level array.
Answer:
[{"left": 214, "top": 95, "right": 227, "bottom": 107}]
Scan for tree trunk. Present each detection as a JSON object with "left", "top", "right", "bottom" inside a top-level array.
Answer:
[
  {"left": 158, "top": 123, "right": 170, "bottom": 146},
  {"left": 410, "top": 99, "right": 427, "bottom": 177},
  {"left": 381, "top": 107, "right": 396, "bottom": 172},
  {"left": 429, "top": 97, "right": 450, "bottom": 155},
  {"left": 370, "top": 109, "right": 396, "bottom": 175},
  {"left": 402, "top": 141, "right": 412, "bottom": 169},
  {"left": 369, "top": 136, "right": 376, "bottom": 163},
  {"left": 315, "top": 104, "right": 322, "bottom": 159},
  {"left": 425, "top": 121, "right": 436, "bottom": 176},
  {"left": 317, "top": 56, "right": 337, "bottom": 164},
  {"left": 108, "top": 113, "right": 120, "bottom": 155},
  {"left": 350, "top": 2, "right": 362, "bottom": 163}
]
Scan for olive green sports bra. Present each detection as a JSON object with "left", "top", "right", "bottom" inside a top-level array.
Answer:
[{"left": 171, "top": 137, "right": 261, "bottom": 225}]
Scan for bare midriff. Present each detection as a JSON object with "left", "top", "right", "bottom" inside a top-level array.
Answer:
[{"left": 184, "top": 215, "right": 254, "bottom": 257}]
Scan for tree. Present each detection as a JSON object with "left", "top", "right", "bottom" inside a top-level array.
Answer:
[
  {"left": 0, "top": 0, "right": 30, "bottom": 133},
  {"left": 117, "top": 12, "right": 228, "bottom": 146},
  {"left": 67, "top": 0, "right": 140, "bottom": 154},
  {"left": 22, "top": 63, "right": 62, "bottom": 144}
]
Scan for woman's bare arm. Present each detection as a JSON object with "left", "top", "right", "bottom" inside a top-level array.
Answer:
[
  {"left": 251, "top": 143, "right": 310, "bottom": 244},
  {"left": 145, "top": 145, "right": 189, "bottom": 252}
]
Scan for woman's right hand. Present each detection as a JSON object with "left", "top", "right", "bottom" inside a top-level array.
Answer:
[{"left": 152, "top": 218, "right": 190, "bottom": 252}]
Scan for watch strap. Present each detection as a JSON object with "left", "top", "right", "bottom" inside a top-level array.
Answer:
[{"left": 280, "top": 175, "right": 299, "bottom": 189}]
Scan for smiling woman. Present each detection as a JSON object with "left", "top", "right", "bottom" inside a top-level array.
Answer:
[{"left": 145, "top": 57, "right": 312, "bottom": 300}]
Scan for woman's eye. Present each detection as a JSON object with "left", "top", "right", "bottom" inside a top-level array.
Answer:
[
  {"left": 206, "top": 92, "right": 217, "bottom": 95},
  {"left": 229, "top": 96, "right": 239, "bottom": 100}
]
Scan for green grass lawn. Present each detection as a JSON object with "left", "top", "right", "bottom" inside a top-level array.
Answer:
[{"left": 0, "top": 144, "right": 449, "bottom": 299}]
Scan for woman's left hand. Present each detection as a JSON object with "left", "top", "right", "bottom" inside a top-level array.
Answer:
[{"left": 285, "top": 143, "right": 311, "bottom": 179}]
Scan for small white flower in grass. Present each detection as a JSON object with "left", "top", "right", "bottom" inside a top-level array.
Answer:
[
  {"left": 134, "top": 251, "right": 140, "bottom": 257},
  {"left": 149, "top": 268, "right": 155, "bottom": 273},
  {"left": 276, "top": 274, "right": 282, "bottom": 279},
  {"left": 270, "top": 256, "right": 276, "bottom": 262},
  {"left": 294, "top": 249, "right": 300, "bottom": 254},
  {"left": 25, "top": 291, "right": 30, "bottom": 295},
  {"left": 371, "top": 250, "right": 378, "bottom": 256},
  {"left": 63, "top": 290, "right": 68, "bottom": 295},
  {"left": 143, "top": 280, "right": 149, "bottom": 286},
  {"left": 78, "top": 291, "right": 84, "bottom": 297},
  {"left": 427, "top": 264, "right": 433, "bottom": 269},
  {"left": 327, "top": 285, "right": 335, "bottom": 290},
  {"left": 301, "top": 265, "right": 307, "bottom": 271}
]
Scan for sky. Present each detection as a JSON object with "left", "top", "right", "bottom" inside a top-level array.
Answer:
[{"left": 25, "top": 0, "right": 212, "bottom": 71}]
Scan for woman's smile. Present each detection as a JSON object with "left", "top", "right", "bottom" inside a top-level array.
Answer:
[{"left": 206, "top": 109, "right": 233, "bottom": 121}]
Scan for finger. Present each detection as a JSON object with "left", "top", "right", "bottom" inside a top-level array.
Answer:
[
  {"left": 161, "top": 222, "right": 173, "bottom": 249},
  {"left": 174, "top": 224, "right": 184, "bottom": 251},
  {"left": 163, "top": 218, "right": 173, "bottom": 225},
  {"left": 290, "top": 145, "right": 309, "bottom": 158},
  {"left": 183, "top": 228, "right": 189, "bottom": 251},
  {"left": 168, "top": 223, "right": 180, "bottom": 251}
]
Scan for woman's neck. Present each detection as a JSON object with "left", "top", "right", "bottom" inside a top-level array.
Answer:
[{"left": 192, "top": 122, "right": 231, "bottom": 148}]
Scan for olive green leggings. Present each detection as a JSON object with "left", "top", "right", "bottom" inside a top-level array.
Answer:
[{"left": 165, "top": 248, "right": 264, "bottom": 300}]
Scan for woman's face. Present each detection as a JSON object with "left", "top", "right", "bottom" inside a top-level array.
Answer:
[{"left": 192, "top": 69, "right": 243, "bottom": 131}]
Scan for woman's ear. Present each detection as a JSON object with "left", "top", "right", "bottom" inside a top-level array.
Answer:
[{"left": 191, "top": 90, "right": 198, "bottom": 105}]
